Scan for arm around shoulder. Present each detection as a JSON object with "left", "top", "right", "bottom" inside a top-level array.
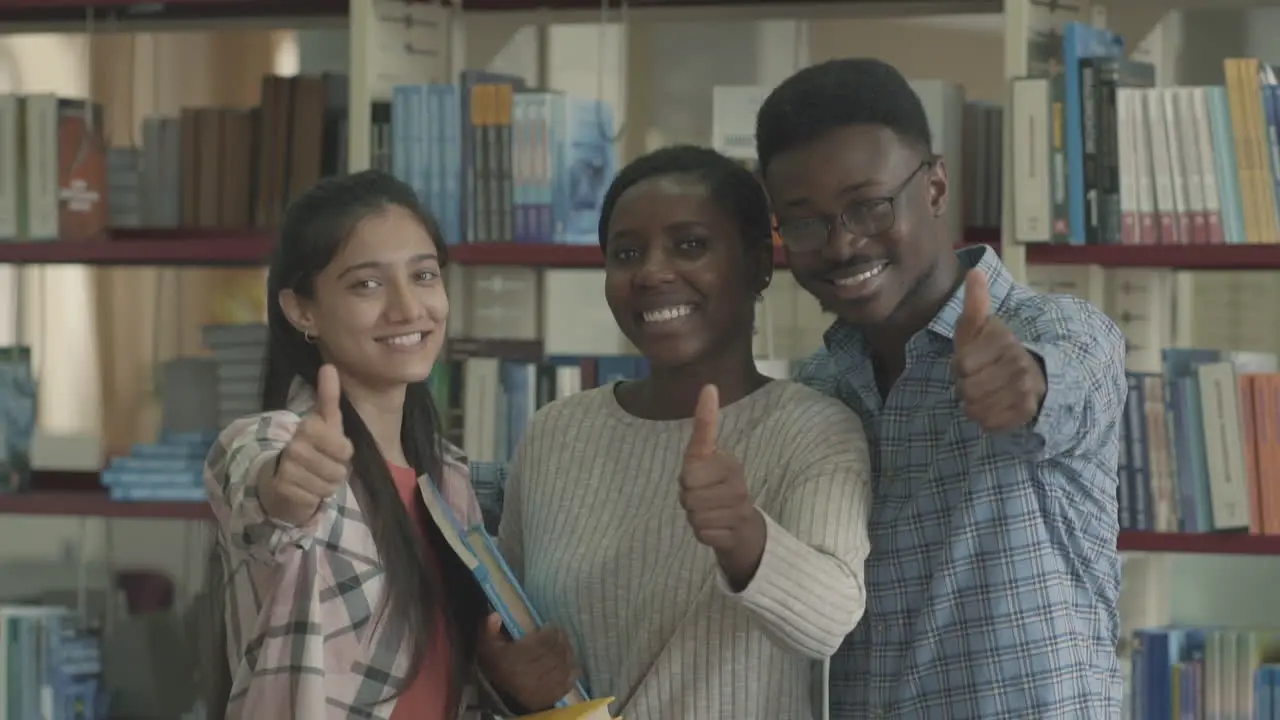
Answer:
[
  {"left": 719, "top": 392, "right": 872, "bottom": 659},
  {"left": 205, "top": 411, "right": 324, "bottom": 565}
]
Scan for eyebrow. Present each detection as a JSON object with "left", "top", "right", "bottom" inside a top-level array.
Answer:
[
  {"left": 336, "top": 252, "right": 438, "bottom": 280},
  {"left": 781, "top": 179, "right": 878, "bottom": 209}
]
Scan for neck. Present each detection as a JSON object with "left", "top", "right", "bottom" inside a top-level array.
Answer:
[
  {"left": 340, "top": 376, "right": 409, "bottom": 466},
  {"left": 864, "top": 246, "right": 965, "bottom": 366},
  {"left": 632, "top": 338, "right": 764, "bottom": 420}
]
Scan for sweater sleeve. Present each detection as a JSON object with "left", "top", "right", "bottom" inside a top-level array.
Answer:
[{"left": 716, "top": 396, "right": 872, "bottom": 659}]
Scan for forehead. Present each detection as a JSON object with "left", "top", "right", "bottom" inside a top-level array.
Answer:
[
  {"left": 333, "top": 204, "right": 437, "bottom": 264},
  {"left": 764, "top": 124, "right": 911, "bottom": 210},
  {"left": 608, "top": 174, "right": 724, "bottom": 233}
]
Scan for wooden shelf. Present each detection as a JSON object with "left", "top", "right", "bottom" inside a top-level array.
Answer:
[
  {"left": 0, "top": 491, "right": 211, "bottom": 520},
  {"left": 0, "top": 227, "right": 1000, "bottom": 268},
  {"left": 0, "top": 0, "right": 345, "bottom": 25},
  {"left": 0, "top": 229, "right": 274, "bottom": 266},
  {"left": 1117, "top": 530, "right": 1280, "bottom": 556},
  {"left": 1024, "top": 243, "right": 1280, "bottom": 270}
]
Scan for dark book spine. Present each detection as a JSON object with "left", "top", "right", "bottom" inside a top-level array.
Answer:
[{"left": 1080, "top": 60, "right": 1102, "bottom": 244}]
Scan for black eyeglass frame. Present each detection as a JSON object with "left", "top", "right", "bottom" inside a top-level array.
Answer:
[{"left": 774, "top": 158, "right": 936, "bottom": 253}]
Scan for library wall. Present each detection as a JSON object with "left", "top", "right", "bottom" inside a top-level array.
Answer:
[
  {"left": 0, "top": 29, "right": 284, "bottom": 607},
  {"left": 809, "top": 15, "right": 1004, "bottom": 102}
]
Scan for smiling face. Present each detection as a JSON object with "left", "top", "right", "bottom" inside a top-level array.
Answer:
[
  {"left": 765, "top": 123, "right": 950, "bottom": 329},
  {"left": 602, "top": 173, "right": 762, "bottom": 369},
  {"left": 279, "top": 203, "right": 448, "bottom": 392}
]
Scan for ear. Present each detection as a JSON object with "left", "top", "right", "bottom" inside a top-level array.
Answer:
[
  {"left": 926, "top": 156, "right": 950, "bottom": 219},
  {"left": 754, "top": 240, "right": 775, "bottom": 296},
  {"left": 278, "top": 289, "right": 314, "bottom": 337}
]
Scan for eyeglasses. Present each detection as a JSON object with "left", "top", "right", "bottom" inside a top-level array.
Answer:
[{"left": 774, "top": 159, "right": 934, "bottom": 253}]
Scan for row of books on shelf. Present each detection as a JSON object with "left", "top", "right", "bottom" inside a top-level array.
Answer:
[
  {"left": 1, "top": 604, "right": 105, "bottom": 719},
  {"left": 0, "top": 67, "right": 621, "bottom": 248},
  {"left": 1118, "top": 348, "right": 1280, "bottom": 536},
  {"left": 1130, "top": 625, "right": 1280, "bottom": 720},
  {"left": 1011, "top": 20, "right": 1280, "bottom": 249},
  {"left": 1, "top": 65, "right": 1018, "bottom": 251}
]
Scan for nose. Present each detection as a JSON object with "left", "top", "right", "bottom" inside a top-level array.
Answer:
[
  {"left": 821, "top": 220, "right": 869, "bottom": 264},
  {"left": 384, "top": 277, "right": 424, "bottom": 323},
  {"left": 633, "top": 246, "right": 677, "bottom": 289}
]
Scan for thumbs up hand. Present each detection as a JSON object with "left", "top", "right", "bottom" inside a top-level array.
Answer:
[
  {"left": 679, "top": 385, "right": 766, "bottom": 589},
  {"left": 953, "top": 269, "right": 1046, "bottom": 433},
  {"left": 260, "top": 364, "right": 356, "bottom": 526}
]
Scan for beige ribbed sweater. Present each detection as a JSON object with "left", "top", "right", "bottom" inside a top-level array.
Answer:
[{"left": 497, "top": 380, "right": 873, "bottom": 720}]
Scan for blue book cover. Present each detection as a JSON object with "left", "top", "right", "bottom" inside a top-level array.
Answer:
[
  {"left": 418, "top": 476, "right": 591, "bottom": 706},
  {"left": 1062, "top": 22, "right": 1124, "bottom": 244}
]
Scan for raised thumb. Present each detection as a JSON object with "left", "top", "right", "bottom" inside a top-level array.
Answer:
[{"left": 316, "top": 364, "right": 343, "bottom": 426}]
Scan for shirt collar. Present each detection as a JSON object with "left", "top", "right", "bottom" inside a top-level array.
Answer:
[
  {"left": 928, "top": 244, "right": 1014, "bottom": 342},
  {"left": 822, "top": 243, "right": 1014, "bottom": 354}
]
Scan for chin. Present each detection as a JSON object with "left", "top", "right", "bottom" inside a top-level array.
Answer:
[{"left": 630, "top": 337, "right": 704, "bottom": 371}]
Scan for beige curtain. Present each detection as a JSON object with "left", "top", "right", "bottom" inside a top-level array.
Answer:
[{"left": 88, "top": 30, "right": 283, "bottom": 455}]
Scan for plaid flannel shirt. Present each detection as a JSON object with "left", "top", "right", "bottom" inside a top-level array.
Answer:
[
  {"left": 795, "top": 245, "right": 1126, "bottom": 718},
  {"left": 205, "top": 380, "right": 496, "bottom": 720}
]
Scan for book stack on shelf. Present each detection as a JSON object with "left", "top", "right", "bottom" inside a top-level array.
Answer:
[
  {"left": 99, "top": 431, "right": 214, "bottom": 504},
  {"left": 1119, "top": 350, "right": 1280, "bottom": 536},
  {"left": 387, "top": 69, "right": 616, "bottom": 249},
  {"left": 1, "top": 604, "right": 106, "bottom": 718},
  {"left": 1012, "top": 21, "right": 1280, "bottom": 252},
  {"left": 1130, "top": 626, "right": 1280, "bottom": 719},
  {"left": 203, "top": 323, "right": 268, "bottom": 428}
]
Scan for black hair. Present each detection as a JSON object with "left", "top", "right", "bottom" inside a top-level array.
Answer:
[
  {"left": 206, "top": 170, "right": 486, "bottom": 716},
  {"left": 755, "top": 58, "right": 933, "bottom": 176},
  {"left": 597, "top": 144, "right": 774, "bottom": 256}
]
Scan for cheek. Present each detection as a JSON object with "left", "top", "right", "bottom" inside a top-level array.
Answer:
[{"left": 428, "top": 286, "right": 450, "bottom": 321}]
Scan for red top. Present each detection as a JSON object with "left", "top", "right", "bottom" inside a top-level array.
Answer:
[{"left": 388, "top": 463, "right": 454, "bottom": 720}]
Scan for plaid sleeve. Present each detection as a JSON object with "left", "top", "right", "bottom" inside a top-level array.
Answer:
[
  {"left": 204, "top": 410, "right": 320, "bottom": 564},
  {"left": 1011, "top": 297, "right": 1128, "bottom": 460}
]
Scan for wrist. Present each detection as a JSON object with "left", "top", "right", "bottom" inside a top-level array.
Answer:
[{"left": 716, "top": 508, "right": 767, "bottom": 592}]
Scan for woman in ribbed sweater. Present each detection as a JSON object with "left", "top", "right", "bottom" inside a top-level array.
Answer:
[{"left": 498, "top": 146, "right": 874, "bottom": 720}]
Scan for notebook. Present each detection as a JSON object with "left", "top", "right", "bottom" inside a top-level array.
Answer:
[{"left": 418, "top": 475, "right": 591, "bottom": 707}]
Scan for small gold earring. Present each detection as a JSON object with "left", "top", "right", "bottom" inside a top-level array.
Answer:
[{"left": 303, "top": 330, "right": 315, "bottom": 344}]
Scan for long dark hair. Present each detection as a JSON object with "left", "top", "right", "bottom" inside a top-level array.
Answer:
[{"left": 206, "top": 170, "right": 486, "bottom": 717}]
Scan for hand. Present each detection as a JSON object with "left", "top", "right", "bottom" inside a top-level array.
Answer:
[
  {"left": 953, "top": 269, "right": 1047, "bottom": 432},
  {"left": 259, "top": 364, "right": 354, "bottom": 526},
  {"left": 679, "top": 385, "right": 766, "bottom": 588},
  {"left": 476, "top": 613, "right": 579, "bottom": 712}
]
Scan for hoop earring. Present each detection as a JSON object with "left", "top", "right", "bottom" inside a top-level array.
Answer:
[{"left": 303, "top": 330, "right": 315, "bottom": 344}]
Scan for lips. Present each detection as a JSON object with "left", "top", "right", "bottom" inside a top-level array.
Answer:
[
  {"left": 376, "top": 331, "right": 429, "bottom": 347},
  {"left": 640, "top": 304, "right": 696, "bottom": 324},
  {"left": 825, "top": 260, "right": 890, "bottom": 300}
]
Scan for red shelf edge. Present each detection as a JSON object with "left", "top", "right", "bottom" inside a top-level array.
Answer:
[
  {"left": 18, "top": 229, "right": 1280, "bottom": 271},
  {"left": 0, "top": 491, "right": 211, "bottom": 520},
  {"left": 1117, "top": 530, "right": 1280, "bottom": 555},
  {"left": 1023, "top": 242, "right": 1280, "bottom": 269}
]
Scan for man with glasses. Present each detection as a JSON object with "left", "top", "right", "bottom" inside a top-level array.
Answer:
[{"left": 755, "top": 58, "right": 1126, "bottom": 718}]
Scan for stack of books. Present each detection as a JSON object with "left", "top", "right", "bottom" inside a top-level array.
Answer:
[
  {"left": 100, "top": 430, "right": 216, "bottom": 503},
  {"left": 202, "top": 323, "right": 267, "bottom": 427}
]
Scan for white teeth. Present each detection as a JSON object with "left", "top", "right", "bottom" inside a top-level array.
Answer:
[
  {"left": 382, "top": 332, "right": 422, "bottom": 346},
  {"left": 642, "top": 305, "right": 694, "bottom": 323},
  {"left": 834, "top": 264, "right": 887, "bottom": 286}
]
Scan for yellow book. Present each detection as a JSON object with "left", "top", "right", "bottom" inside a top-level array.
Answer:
[{"left": 517, "top": 698, "right": 618, "bottom": 720}]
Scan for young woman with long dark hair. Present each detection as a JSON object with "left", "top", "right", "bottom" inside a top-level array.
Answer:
[{"left": 203, "top": 170, "right": 576, "bottom": 719}]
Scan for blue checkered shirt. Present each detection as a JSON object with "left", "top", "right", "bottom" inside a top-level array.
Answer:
[
  {"left": 467, "top": 245, "right": 1126, "bottom": 719},
  {"left": 793, "top": 245, "right": 1125, "bottom": 718}
]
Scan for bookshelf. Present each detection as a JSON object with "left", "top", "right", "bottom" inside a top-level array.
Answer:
[
  {"left": 1117, "top": 530, "right": 1280, "bottom": 556},
  {"left": 0, "top": 491, "right": 212, "bottom": 520}
]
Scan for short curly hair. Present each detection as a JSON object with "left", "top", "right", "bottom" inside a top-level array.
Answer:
[{"left": 755, "top": 58, "right": 933, "bottom": 175}]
